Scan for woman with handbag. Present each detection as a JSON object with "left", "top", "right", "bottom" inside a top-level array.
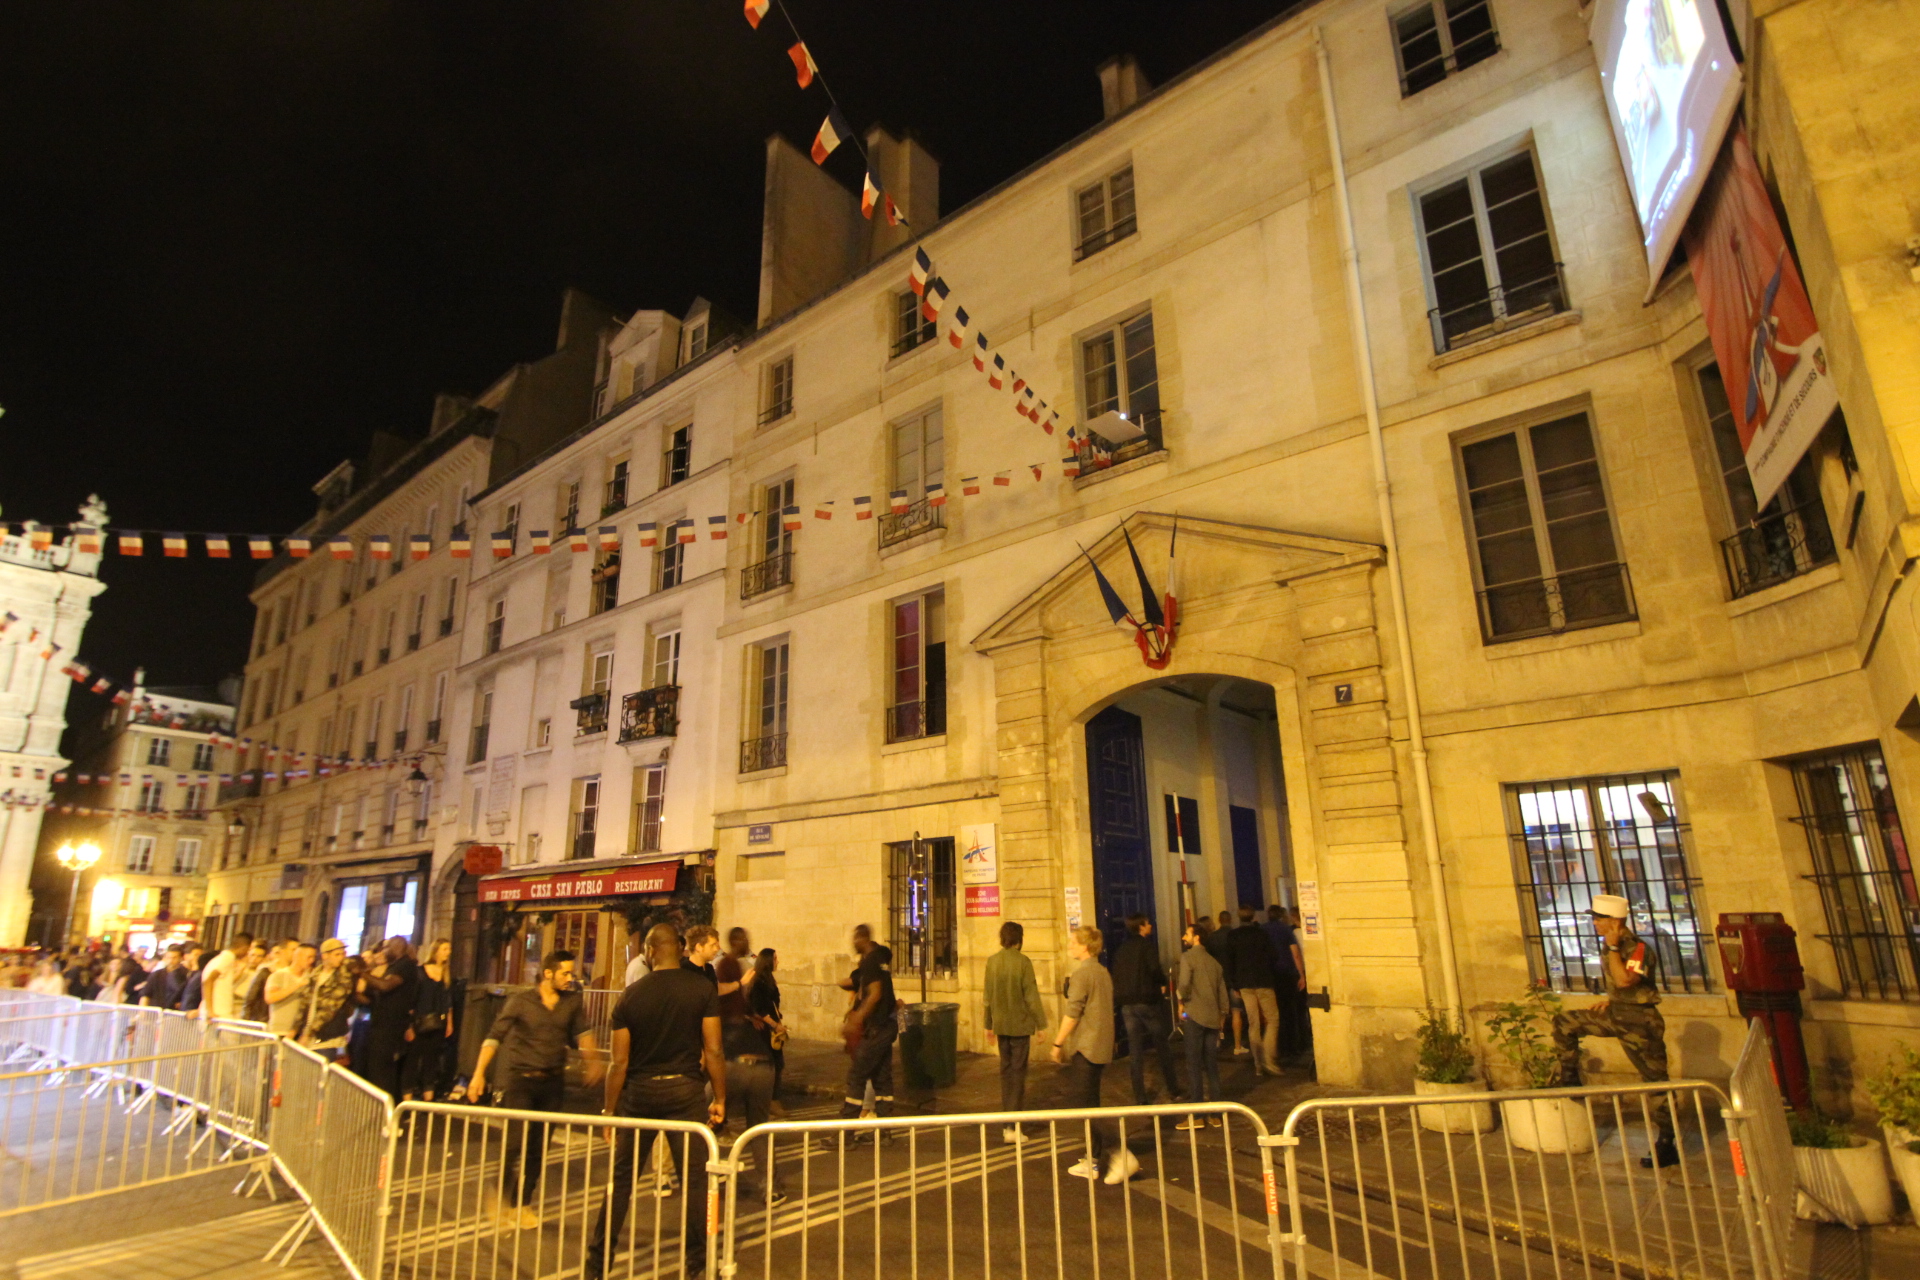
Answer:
[
  {"left": 402, "top": 939, "right": 455, "bottom": 1102},
  {"left": 750, "top": 948, "right": 789, "bottom": 1106}
]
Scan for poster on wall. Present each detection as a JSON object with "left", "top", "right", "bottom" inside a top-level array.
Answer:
[
  {"left": 1064, "top": 885, "right": 1082, "bottom": 932},
  {"left": 1682, "top": 124, "right": 1838, "bottom": 507},
  {"left": 1590, "top": 0, "right": 1742, "bottom": 290},
  {"left": 960, "top": 823, "right": 998, "bottom": 885},
  {"left": 1297, "top": 879, "right": 1322, "bottom": 939},
  {"left": 965, "top": 886, "right": 1001, "bottom": 917}
]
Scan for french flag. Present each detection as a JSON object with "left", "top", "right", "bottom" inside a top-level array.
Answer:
[
  {"left": 926, "top": 482, "right": 947, "bottom": 507},
  {"left": 370, "top": 533, "right": 393, "bottom": 560},
  {"left": 490, "top": 531, "right": 513, "bottom": 558},
  {"left": 813, "top": 501, "right": 834, "bottom": 520},
  {"left": 812, "top": 108, "right": 850, "bottom": 165},
  {"left": 329, "top": 535, "right": 355, "bottom": 560},
  {"left": 530, "top": 530, "right": 552, "bottom": 554},
  {"left": 994, "top": 472, "right": 1012, "bottom": 487},
  {"left": 676, "top": 519, "right": 698, "bottom": 545},
  {"left": 919, "top": 277, "right": 948, "bottom": 323},
  {"left": 205, "top": 535, "right": 231, "bottom": 559},
  {"left": 788, "top": 41, "right": 817, "bottom": 88},
  {"left": 973, "top": 333, "right": 990, "bottom": 372},
  {"left": 162, "top": 533, "right": 189, "bottom": 557},
  {"left": 598, "top": 526, "right": 621, "bottom": 551},
  {"left": 948, "top": 305, "right": 969, "bottom": 348},
  {"left": 744, "top": 0, "right": 769, "bottom": 27},
  {"left": 27, "top": 524, "right": 50, "bottom": 551},
  {"left": 410, "top": 534, "right": 432, "bottom": 560},
  {"left": 853, "top": 496, "right": 874, "bottom": 520},
  {"left": 75, "top": 527, "right": 102, "bottom": 555},
  {"left": 638, "top": 522, "right": 658, "bottom": 548},
  {"left": 889, "top": 489, "right": 910, "bottom": 514},
  {"left": 568, "top": 529, "right": 589, "bottom": 552},
  {"left": 287, "top": 536, "right": 312, "bottom": 558},
  {"left": 989, "top": 355, "right": 1006, "bottom": 390},
  {"left": 119, "top": 532, "right": 144, "bottom": 557},
  {"left": 885, "top": 193, "right": 904, "bottom": 227},
  {"left": 449, "top": 526, "right": 471, "bottom": 558},
  {"left": 708, "top": 515, "right": 729, "bottom": 540},
  {"left": 1063, "top": 453, "right": 1082, "bottom": 478},
  {"left": 862, "top": 159, "right": 883, "bottom": 218},
  {"left": 961, "top": 477, "right": 981, "bottom": 496},
  {"left": 248, "top": 535, "right": 274, "bottom": 559},
  {"left": 781, "top": 505, "right": 803, "bottom": 531},
  {"left": 909, "top": 247, "right": 932, "bottom": 296}
]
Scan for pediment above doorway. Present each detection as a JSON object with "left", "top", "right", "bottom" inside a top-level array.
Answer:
[{"left": 970, "top": 511, "right": 1382, "bottom": 654}]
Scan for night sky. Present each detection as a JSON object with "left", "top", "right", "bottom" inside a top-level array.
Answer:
[{"left": 1, "top": 0, "right": 1297, "bottom": 700}]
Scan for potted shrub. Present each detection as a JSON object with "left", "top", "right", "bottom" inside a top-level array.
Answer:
[
  {"left": 1413, "top": 1006, "right": 1494, "bottom": 1134},
  {"left": 1790, "top": 1111, "right": 1894, "bottom": 1226},
  {"left": 1864, "top": 1043, "right": 1920, "bottom": 1216},
  {"left": 1485, "top": 985, "right": 1593, "bottom": 1154}
]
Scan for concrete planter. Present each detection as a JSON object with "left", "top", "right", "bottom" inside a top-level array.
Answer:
[
  {"left": 1793, "top": 1136, "right": 1893, "bottom": 1226},
  {"left": 1884, "top": 1127, "right": 1920, "bottom": 1219},
  {"left": 1500, "top": 1096, "right": 1594, "bottom": 1154},
  {"left": 1414, "top": 1077, "right": 1495, "bottom": 1134}
]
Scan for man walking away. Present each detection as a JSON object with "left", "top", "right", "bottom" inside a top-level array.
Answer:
[
  {"left": 588, "top": 924, "right": 725, "bottom": 1279},
  {"left": 1175, "top": 920, "right": 1229, "bottom": 1128},
  {"left": 1264, "top": 904, "right": 1308, "bottom": 1058},
  {"left": 1051, "top": 927, "right": 1139, "bottom": 1185},
  {"left": 1224, "top": 906, "right": 1283, "bottom": 1075},
  {"left": 840, "top": 924, "right": 898, "bottom": 1129},
  {"left": 982, "top": 921, "right": 1047, "bottom": 1143},
  {"left": 1551, "top": 894, "right": 1678, "bottom": 1168},
  {"left": 1113, "top": 914, "right": 1181, "bottom": 1105},
  {"left": 468, "top": 950, "right": 603, "bottom": 1227}
]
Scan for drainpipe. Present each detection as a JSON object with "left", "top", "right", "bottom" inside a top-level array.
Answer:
[{"left": 1314, "top": 27, "right": 1462, "bottom": 1018}]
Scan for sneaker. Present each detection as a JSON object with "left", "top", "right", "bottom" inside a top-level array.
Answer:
[
  {"left": 1002, "top": 1126, "right": 1028, "bottom": 1144},
  {"left": 1103, "top": 1148, "right": 1142, "bottom": 1185},
  {"left": 1175, "top": 1117, "right": 1207, "bottom": 1132},
  {"left": 1232, "top": 1045, "right": 1250, "bottom": 1057},
  {"left": 1067, "top": 1157, "right": 1098, "bottom": 1179},
  {"left": 1640, "top": 1139, "right": 1681, "bottom": 1169}
]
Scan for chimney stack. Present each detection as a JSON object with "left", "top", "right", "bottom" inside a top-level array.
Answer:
[{"left": 1097, "top": 54, "right": 1151, "bottom": 120}]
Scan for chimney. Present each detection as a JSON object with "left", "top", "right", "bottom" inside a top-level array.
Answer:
[
  {"left": 1097, "top": 54, "right": 1151, "bottom": 120},
  {"left": 862, "top": 127, "right": 940, "bottom": 262}
]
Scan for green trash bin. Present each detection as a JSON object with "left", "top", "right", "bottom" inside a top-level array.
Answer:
[{"left": 901, "top": 1002, "right": 960, "bottom": 1089}]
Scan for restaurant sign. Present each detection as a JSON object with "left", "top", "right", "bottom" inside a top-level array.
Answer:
[{"left": 479, "top": 862, "right": 679, "bottom": 904}]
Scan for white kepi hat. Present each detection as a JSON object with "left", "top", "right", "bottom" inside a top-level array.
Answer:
[{"left": 1591, "top": 894, "right": 1631, "bottom": 919}]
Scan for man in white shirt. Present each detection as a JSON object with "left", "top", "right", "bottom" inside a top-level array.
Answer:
[
  {"left": 622, "top": 935, "right": 650, "bottom": 989},
  {"left": 199, "top": 932, "right": 254, "bottom": 1020}
]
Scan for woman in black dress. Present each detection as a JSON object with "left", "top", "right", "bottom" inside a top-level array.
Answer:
[{"left": 401, "top": 939, "right": 455, "bottom": 1101}]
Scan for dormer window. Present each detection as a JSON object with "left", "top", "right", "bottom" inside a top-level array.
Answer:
[{"left": 685, "top": 321, "right": 708, "bottom": 362}]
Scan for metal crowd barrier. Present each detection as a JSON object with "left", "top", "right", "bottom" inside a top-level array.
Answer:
[
  {"left": 1727, "top": 1021, "right": 1796, "bottom": 1261},
  {"left": 266, "top": 1040, "right": 398, "bottom": 1280},
  {"left": 385, "top": 1100, "right": 722, "bottom": 1280},
  {"left": 1276, "top": 1078, "right": 1769, "bottom": 1280}
]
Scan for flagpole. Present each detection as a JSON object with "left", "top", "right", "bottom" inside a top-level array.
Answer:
[{"left": 1315, "top": 28, "right": 1461, "bottom": 1019}]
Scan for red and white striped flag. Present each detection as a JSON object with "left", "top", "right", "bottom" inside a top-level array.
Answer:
[
  {"left": 788, "top": 41, "right": 817, "bottom": 88},
  {"left": 854, "top": 496, "right": 874, "bottom": 520},
  {"left": 744, "top": 0, "right": 769, "bottom": 27}
]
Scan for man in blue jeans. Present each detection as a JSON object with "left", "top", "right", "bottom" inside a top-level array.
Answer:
[
  {"left": 1175, "top": 919, "right": 1229, "bottom": 1128},
  {"left": 1111, "top": 914, "right": 1182, "bottom": 1105}
]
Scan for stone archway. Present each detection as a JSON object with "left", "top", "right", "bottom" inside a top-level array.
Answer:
[{"left": 972, "top": 512, "right": 1430, "bottom": 1087}]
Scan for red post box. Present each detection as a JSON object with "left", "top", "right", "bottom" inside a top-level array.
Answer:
[{"left": 1716, "top": 912, "right": 1811, "bottom": 1109}]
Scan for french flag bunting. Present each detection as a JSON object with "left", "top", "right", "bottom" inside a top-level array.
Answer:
[
  {"left": 75, "top": 526, "right": 102, "bottom": 555},
  {"left": 119, "top": 532, "right": 145, "bottom": 557},
  {"left": 206, "top": 535, "right": 231, "bottom": 558},
  {"left": 568, "top": 528, "right": 589, "bottom": 552},
  {"left": 948, "top": 305, "right": 969, "bottom": 348},
  {"left": 409, "top": 533, "right": 432, "bottom": 560},
  {"left": 781, "top": 505, "right": 803, "bottom": 531},
  {"left": 61, "top": 660, "right": 90, "bottom": 682},
  {"left": 707, "top": 515, "right": 729, "bottom": 540},
  {"left": 248, "top": 535, "right": 274, "bottom": 559},
  {"left": 1011, "top": 376, "right": 1026, "bottom": 395},
  {"left": 40, "top": 640, "right": 60, "bottom": 660},
  {"left": 973, "top": 332, "right": 990, "bottom": 371},
  {"left": 328, "top": 535, "right": 355, "bottom": 560},
  {"left": 1020, "top": 388, "right": 1039, "bottom": 418},
  {"left": 370, "top": 533, "right": 393, "bottom": 560},
  {"left": 1063, "top": 453, "right": 1083, "bottom": 478},
  {"left": 910, "top": 247, "right": 932, "bottom": 296},
  {"left": 638, "top": 522, "right": 658, "bottom": 548},
  {"left": 989, "top": 355, "right": 1006, "bottom": 390},
  {"left": 530, "top": 530, "right": 552, "bottom": 554},
  {"left": 449, "top": 526, "right": 472, "bottom": 558},
  {"left": 91, "top": 676, "right": 113, "bottom": 694},
  {"left": 1031, "top": 462, "right": 1045, "bottom": 481},
  {"left": 813, "top": 500, "right": 834, "bottom": 520},
  {"left": 598, "top": 525, "right": 621, "bottom": 551},
  {"left": 676, "top": 519, "right": 698, "bottom": 545},
  {"left": 788, "top": 41, "right": 817, "bottom": 88},
  {"left": 961, "top": 476, "right": 981, "bottom": 496},
  {"left": 885, "top": 192, "right": 904, "bottom": 227},
  {"left": 1046, "top": 410, "right": 1061, "bottom": 435},
  {"left": 853, "top": 495, "right": 874, "bottom": 520},
  {"left": 490, "top": 531, "right": 513, "bottom": 558},
  {"left": 162, "top": 533, "right": 188, "bottom": 558},
  {"left": 0, "top": 611, "right": 13, "bottom": 635},
  {"left": 27, "top": 523, "right": 50, "bottom": 551},
  {"left": 744, "top": 0, "right": 769, "bottom": 27},
  {"left": 811, "top": 108, "right": 850, "bottom": 164},
  {"left": 862, "top": 159, "right": 882, "bottom": 218},
  {"left": 889, "top": 489, "right": 910, "bottom": 514},
  {"left": 919, "top": 276, "right": 949, "bottom": 323},
  {"left": 994, "top": 471, "right": 1012, "bottom": 486}
]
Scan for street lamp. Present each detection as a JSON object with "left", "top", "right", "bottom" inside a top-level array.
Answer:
[{"left": 55, "top": 841, "right": 102, "bottom": 946}]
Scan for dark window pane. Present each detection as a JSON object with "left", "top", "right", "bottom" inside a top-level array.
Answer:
[
  {"left": 1461, "top": 432, "right": 1525, "bottom": 489},
  {"left": 1527, "top": 415, "right": 1597, "bottom": 471},
  {"left": 1122, "top": 311, "right": 1160, "bottom": 426},
  {"left": 1083, "top": 332, "right": 1119, "bottom": 416},
  {"left": 1395, "top": 6, "right": 1446, "bottom": 94},
  {"left": 1446, "top": 0, "right": 1499, "bottom": 70}
]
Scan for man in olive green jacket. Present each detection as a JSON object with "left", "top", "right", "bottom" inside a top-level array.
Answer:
[{"left": 983, "top": 920, "right": 1048, "bottom": 1143}]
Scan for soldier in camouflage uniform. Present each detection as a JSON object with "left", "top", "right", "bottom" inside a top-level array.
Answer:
[{"left": 1551, "top": 894, "right": 1679, "bottom": 1168}]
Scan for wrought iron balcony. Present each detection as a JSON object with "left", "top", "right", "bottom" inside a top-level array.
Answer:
[
  {"left": 217, "top": 777, "right": 262, "bottom": 804},
  {"left": 620, "top": 685, "right": 681, "bottom": 742},
  {"left": 1475, "top": 562, "right": 1635, "bottom": 644},
  {"left": 392, "top": 729, "right": 408, "bottom": 753},
  {"left": 572, "top": 692, "right": 610, "bottom": 736},
  {"left": 1073, "top": 214, "right": 1138, "bottom": 262},
  {"left": 425, "top": 719, "right": 442, "bottom": 745},
  {"left": 1428, "top": 263, "right": 1569, "bottom": 353},
  {"left": 886, "top": 699, "right": 947, "bottom": 743},
  {"left": 741, "top": 551, "right": 793, "bottom": 599},
  {"left": 571, "top": 830, "right": 598, "bottom": 861},
  {"left": 1721, "top": 501, "right": 1837, "bottom": 598},
  {"left": 438, "top": 616, "right": 454, "bottom": 638},
  {"left": 740, "top": 733, "right": 788, "bottom": 773},
  {"left": 879, "top": 499, "right": 943, "bottom": 548}
]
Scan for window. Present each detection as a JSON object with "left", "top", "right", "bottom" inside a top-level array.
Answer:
[
  {"left": 1392, "top": 0, "right": 1499, "bottom": 96},
  {"left": 367, "top": 698, "right": 385, "bottom": 760},
  {"left": 485, "top": 599, "right": 506, "bottom": 654},
  {"left": 882, "top": 409, "right": 945, "bottom": 547},
  {"left": 1081, "top": 310, "right": 1162, "bottom": 459},
  {"left": 377, "top": 611, "right": 394, "bottom": 664},
  {"left": 146, "top": 737, "right": 172, "bottom": 767},
  {"left": 469, "top": 689, "right": 492, "bottom": 764},
  {"left": 577, "top": 651, "right": 613, "bottom": 735},
  {"left": 440, "top": 577, "right": 458, "bottom": 637},
  {"left": 570, "top": 776, "right": 601, "bottom": 860},
  {"left": 518, "top": 784, "right": 546, "bottom": 864},
  {"left": 1791, "top": 744, "right": 1920, "bottom": 1001},
  {"left": 181, "top": 782, "right": 209, "bottom": 814},
  {"left": 649, "top": 629, "right": 681, "bottom": 689},
  {"left": 888, "top": 588, "right": 948, "bottom": 742},
  {"left": 303, "top": 581, "right": 319, "bottom": 627},
  {"left": 291, "top": 653, "right": 309, "bottom": 704},
  {"left": 534, "top": 716, "right": 552, "bottom": 748},
  {"left": 559, "top": 480, "right": 581, "bottom": 533},
  {"left": 634, "top": 765, "right": 667, "bottom": 853},
  {"left": 893, "top": 291, "right": 936, "bottom": 357},
  {"left": 743, "top": 479, "right": 795, "bottom": 601},
  {"left": 1075, "top": 164, "right": 1137, "bottom": 260},
  {"left": 172, "top": 837, "right": 202, "bottom": 877},
  {"left": 662, "top": 423, "right": 693, "bottom": 489},
  {"left": 192, "top": 741, "right": 216, "bottom": 772},
  {"left": 1417, "top": 150, "right": 1565, "bottom": 352},
  {"left": 339, "top": 564, "right": 355, "bottom": 608},
  {"left": 395, "top": 684, "right": 413, "bottom": 752},
  {"left": 887, "top": 836, "right": 958, "bottom": 979},
  {"left": 501, "top": 502, "right": 521, "bottom": 552},
  {"left": 742, "top": 639, "right": 789, "bottom": 772},
  {"left": 127, "top": 835, "right": 156, "bottom": 874},
  {"left": 761, "top": 356, "right": 794, "bottom": 425},
  {"left": 1505, "top": 771, "right": 1711, "bottom": 993},
  {"left": 650, "top": 523, "right": 684, "bottom": 592},
  {"left": 1697, "top": 363, "right": 1836, "bottom": 598},
  {"left": 592, "top": 547, "right": 622, "bottom": 613},
  {"left": 1458, "top": 412, "right": 1632, "bottom": 642},
  {"left": 685, "top": 319, "right": 709, "bottom": 362},
  {"left": 138, "top": 779, "right": 167, "bottom": 813},
  {"left": 428, "top": 672, "right": 447, "bottom": 744},
  {"left": 603, "top": 459, "right": 630, "bottom": 516}
]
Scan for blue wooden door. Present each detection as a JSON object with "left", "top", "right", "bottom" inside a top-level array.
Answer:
[
  {"left": 1229, "top": 804, "right": 1265, "bottom": 911},
  {"left": 1086, "top": 705, "right": 1156, "bottom": 953}
]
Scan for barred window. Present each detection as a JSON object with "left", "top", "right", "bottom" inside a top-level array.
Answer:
[
  {"left": 1791, "top": 744, "right": 1920, "bottom": 1001},
  {"left": 1504, "top": 770, "right": 1712, "bottom": 993},
  {"left": 887, "top": 836, "right": 957, "bottom": 980}
]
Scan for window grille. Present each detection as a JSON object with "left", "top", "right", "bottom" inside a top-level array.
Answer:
[
  {"left": 1791, "top": 744, "right": 1920, "bottom": 1001},
  {"left": 887, "top": 837, "right": 958, "bottom": 979}
]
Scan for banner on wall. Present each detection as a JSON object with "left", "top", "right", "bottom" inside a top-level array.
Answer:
[
  {"left": 960, "top": 823, "right": 997, "bottom": 885},
  {"left": 1682, "top": 124, "right": 1838, "bottom": 508}
]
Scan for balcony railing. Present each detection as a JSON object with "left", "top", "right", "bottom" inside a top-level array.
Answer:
[
  {"left": 890, "top": 323, "right": 935, "bottom": 358},
  {"left": 740, "top": 733, "right": 788, "bottom": 773},
  {"left": 886, "top": 698, "right": 947, "bottom": 743},
  {"left": 879, "top": 498, "right": 944, "bottom": 548},
  {"left": 572, "top": 692, "right": 610, "bottom": 736},
  {"left": 438, "top": 616, "right": 454, "bottom": 638},
  {"left": 758, "top": 398, "right": 794, "bottom": 426},
  {"left": 1721, "top": 500, "right": 1837, "bottom": 598},
  {"left": 1475, "top": 562, "right": 1635, "bottom": 644},
  {"left": 406, "top": 632, "right": 421, "bottom": 652},
  {"left": 468, "top": 723, "right": 490, "bottom": 765},
  {"left": 392, "top": 729, "right": 408, "bottom": 753},
  {"left": 217, "top": 777, "right": 262, "bottom": 804},
  {"left": 1074, "top": 214, "right": 1138, "bottom": 262},
  {"left": 741, "top": 551, "right": 793, "bottom": 599},
  {"left": 425, "top": 719, "right": 442, "bottom": 745},
  {"left": 571, "top": 829, "right": 598, "bottom": 860},
  {"left": 620, "top": 685, "right": 681, "bottom": 742},
  {"left": 1428, "top": 263, "right": 1569, "bottom": 353}
]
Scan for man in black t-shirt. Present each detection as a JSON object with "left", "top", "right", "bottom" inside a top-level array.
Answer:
[
  {"left": 587, "top": 923, "right": 725, "bottom": 1279},
  {"left": 840, "top": 924, "right": 897, "bottom": 1123},
  {"left": 359, "top": 937, "right": 419, "bottom": 1098}
]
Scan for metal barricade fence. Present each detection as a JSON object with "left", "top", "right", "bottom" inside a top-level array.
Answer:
[
  {"left": 1276, "top": 1080, "right": 1767, "bottom": 1280},
  {"left": 1726, "top": 1021, "right": 1795, "bottom": 1264},
  {"left": 266, "top": 1041, "right": 397, "bottom": 1280},
  {"left": 722, "top": 1102, "right": 1286, "bottom": 1280}
]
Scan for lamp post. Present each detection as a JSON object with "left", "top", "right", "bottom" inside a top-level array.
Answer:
[{"left": 55, "top": 841, "right": 102, "bottom": 946}]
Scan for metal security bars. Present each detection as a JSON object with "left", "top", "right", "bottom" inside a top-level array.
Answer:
[
  {"left": 740, "top": 733, "right": 787, "bottom": 773},
  {"left": 1721, "top": 500, "right": 1837, "bottom": 597},
  {"left": 878, "top": 498, "right": 942, "bottom": 548},
  {"left": 740, "top": 551, "right": 793, "bottom": 599},
  {"left": 1504, "top": 771, "right": 1714, "bottom": 993},
  {"left": 1790, "top": 743, "right": 1920, "bottom": 1001},
  {"left": 619, "top": 685, "right": 680, "bottom": 742}
]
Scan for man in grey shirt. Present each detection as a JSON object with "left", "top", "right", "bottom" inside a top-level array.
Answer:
[
  {"left": 1049, "top": 926, "right": 1138, "bottom": 1185},
  {"left": 1175, "top": 919, "right": 1231, "bottom": 1127}
]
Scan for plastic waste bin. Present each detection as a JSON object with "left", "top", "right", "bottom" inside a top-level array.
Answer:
[{"left": 901, "top": 1002, "right": 960, "bottom": 1089}]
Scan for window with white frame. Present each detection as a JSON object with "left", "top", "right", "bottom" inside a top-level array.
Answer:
[
  {"left": 485, "top": 599, "right": 506, "bottom": 655},
  {"left": 893, "top": 290, "right": 936, "bottom": 356},
  {"left": 577, "top": 650, "right": 613, "bottom": 735},
  {"left": 146, "top": 737, "right": 171, "bottom": 767},
  {"left": 882, "top": 409, "right": 944, "bottom": 547},
  {"left": 127, "top": 835, "right": 156, "bottom": 874},
  {"left": 661, "top": 423, "right": 693, "bottom": 489},
  {"left": 501, "top": 502, "right": 521, "bottom": 551},
  {"left": 558, "top": 480, "right": 581, "bottom": 533},
  {"left": 1080, "top": 309, "right": 1162, "bottom": 458},
  {"left": 761, "top": 356, "right": 794, "bottom": 425},
  {"left": 1074, "top": 164, "right": 1137, "bottom": 260},
  {"left": 633, "top": 764, "right": 667, "bottom": 853},
  {"left": 888, "top": 587, "right": 948, "bottom": 743},
  {"left": 569, "top": 776, "right": 601, "bottom": 860},
  {"left": 172, "top": 836, "right": 202, "bottom": 876},
  {"left": 192, "top": 741, "right": 216, "bottom": 771},
  {"left": 138, "top": 778, "right": 167, "bottom": 813},
  {"left": 1416, "top": 149, "right": 1565, "bottom": 353},
  {"left": 655, "top": 517, "right": 687, "bottom": 592},
  {"left": 649, "top": 628, "right": 681, "bottom": 689},
  {"left": 1392, "top": 0, "right": 1499, "bottom": 97},
  {"left": 741, "top": 637, "right": 789, "bottom": 772}
]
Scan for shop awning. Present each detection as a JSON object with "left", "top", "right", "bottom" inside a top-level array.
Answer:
[{"left": 477, "top": 857, "right": 680, "bottom": 904}]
